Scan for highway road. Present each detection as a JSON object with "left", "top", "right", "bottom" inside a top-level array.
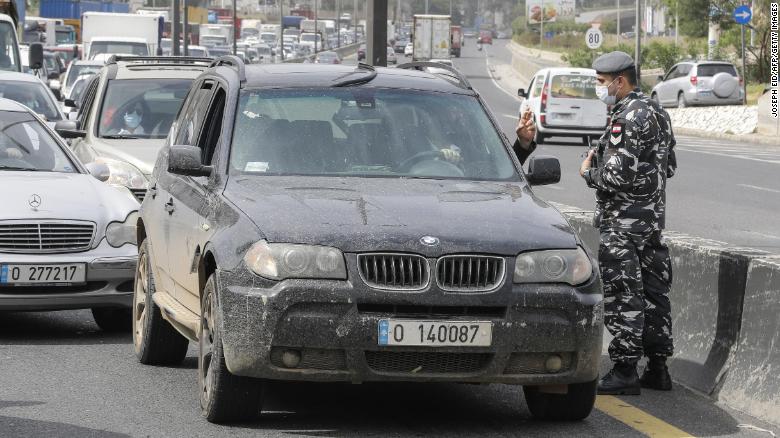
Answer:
[{"left": 0, "top": 46, "right": 778, "bottom": 438}]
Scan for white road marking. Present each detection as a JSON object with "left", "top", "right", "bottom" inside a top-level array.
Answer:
[
  {"left": 483, "top": 46, "right": 521, "bottom": 102},
  {"left": 676, "top": 147, "right": 780, "bottom": 165},
  {"left": 738, "top": 184, "right": 780, "bottom": 194},
  {"left": 502, "top": 113, "right": 519, "bottom": 120}
]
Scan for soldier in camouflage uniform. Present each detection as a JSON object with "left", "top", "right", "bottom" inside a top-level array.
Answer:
[{"left": 580, "top": 51, "right": 677, "bottom": 395}]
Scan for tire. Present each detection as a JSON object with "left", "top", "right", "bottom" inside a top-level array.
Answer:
[
  {"left": 199, "top": 274, "right": 265, "bottom": 423},
  {"left": 677, "top": 92, "right": 687, "bottom": 108},
  {"left": 91, "top": 307, "right": 131, "bottom": 332},
  {"left": 133, "top": 238, "right": 189, "bottom": 365},
  {"left": 524, "top": 379, "right": 597, "bottom": 421}
]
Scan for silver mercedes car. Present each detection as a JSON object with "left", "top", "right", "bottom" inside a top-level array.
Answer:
[{"left": 0, "top": 98, "right": 139, "bottom": 331}]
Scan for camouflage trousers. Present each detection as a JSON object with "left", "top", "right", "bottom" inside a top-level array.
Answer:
[{"left": 599, "top": 230, "right": 674, "bottom": 364}]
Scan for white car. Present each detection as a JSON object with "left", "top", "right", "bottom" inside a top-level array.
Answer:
[
  {"left": 0, "top": 71, "right": 65, "bottom": 126},
  {"left": 386, "top": 46, "right": 397, "bottom": 64},
  {"left": 0, "top": 98, "right": 138, "bottom": 331},
  {"left": 404, "top": 42, "right": 413, "bottom": 56},
  {"left": 518, "top": 67, "right": 607, "bottom": 144}
]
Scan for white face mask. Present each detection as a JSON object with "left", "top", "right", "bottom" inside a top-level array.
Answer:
[
  {"left": 124, "top": 110, "right": 142, "bottom": 129},
  {"left": 595, "top": 77, "right": 619, "bottom": 105}
]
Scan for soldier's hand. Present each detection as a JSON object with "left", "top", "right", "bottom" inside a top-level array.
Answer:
[
  {"left": 516, "top": 110, "right": 536, "bottom": 148},
  {"left": 580, "top": 150, "right": 595, "bottom": 177}
]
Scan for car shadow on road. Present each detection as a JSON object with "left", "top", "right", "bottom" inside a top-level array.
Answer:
[
  {"left": 0, "top": 400, "right": 130, "bottom": 437},
  {"left": 0, "top": 310, "right": 130, "bottom": 345}
]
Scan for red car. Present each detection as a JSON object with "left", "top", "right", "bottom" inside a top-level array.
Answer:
[{"left": 479, "top": 30, "right": 493, "bottom": 45}]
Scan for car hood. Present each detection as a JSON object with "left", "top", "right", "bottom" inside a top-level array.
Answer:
[
  {"left": 0, "top": 171, "right": 138, "bottom": 226},
  {"left": 225, "top": 176, "right": 578, "bottom": 256},
  {"left": 89, "top": 138, "right": 165, "bottom": 176}
]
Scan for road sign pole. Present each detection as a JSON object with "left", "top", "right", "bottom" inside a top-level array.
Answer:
[
  {"left": 540, "top": 6, "right": 544, "bottom": 49},
  {"left": 741, "top": 22, "right": 746, "bottom": 104},
  {"left": 635, "top": 0, "right": 641, "bottom": 83}
]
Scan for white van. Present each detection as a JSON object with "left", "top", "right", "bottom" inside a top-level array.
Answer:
[{"left": 518, "top": 67, "right": 607, "bottom": 144}]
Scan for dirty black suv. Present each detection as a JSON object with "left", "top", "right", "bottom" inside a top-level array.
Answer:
[{"left": 134, "top": 57, "right": 604, "bottom": 423}]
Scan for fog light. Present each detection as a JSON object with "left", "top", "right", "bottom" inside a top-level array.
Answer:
[
  {"left": 545, "top": 354, "right": 563, "bottom": 373},
  {"left": 281, "top": 349, "right": 301, "bottom": 368}
]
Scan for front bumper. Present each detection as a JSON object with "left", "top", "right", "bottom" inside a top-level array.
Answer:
[
  {"left": 216, "top": 258, "right": 604, "bottom": 385},
  {"left": 0, "top": 239, "right": 136, "bottom": 311}
]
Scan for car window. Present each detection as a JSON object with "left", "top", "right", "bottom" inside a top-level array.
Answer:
[
  {"left": 531, "top": 74, "right": 545, "bottom": 97},
  {"left": 66, "top": 64, "right": 102, "bottom": 87},
  {"left": 89, "top": 41, "right": 148, "bottom": 59},
  {"left": 0, "top": 81, "right": 62, "bottom": 121},
  {"left": 696, "top": 64, "right": 737, "bottom": 77},
  {"left": 174, "top": 80, "right": 215, "bottom": 146},
  {"left": 665, "top": 66, "right": 678, "bottom": 81},
  {"left": 0, "top": 111, "right": 76, "bottom": 172},
  {"left": 197, "top": 87, "right": 226, "bottom": 166},
  {"left": 77, "top": 76, "right": 100, "bottom": 128},
  {"left": 98, "top": 78, "right": 193, "bottom": 139},
  {"left": 677, "top": 64, "right": 691, "bottom": 76},
  {"left": 0, "top": 21, "right": 20, "bottom": 72},
  {"left": 549, "top": 74, "right": 598, "bottom": 99},
  {"left": 230, "top": 88, "right": 518, "bottom": 181}
]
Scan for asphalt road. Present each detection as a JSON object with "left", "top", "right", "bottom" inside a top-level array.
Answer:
[
  {"left": 450, "top": 39, "right": 780, "bottom": 254},
  {"left": 1, "top": 46, "right": 778, "bottom": 438}
]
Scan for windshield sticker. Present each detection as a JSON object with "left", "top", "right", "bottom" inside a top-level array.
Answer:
[{"left": 245, "top": 161, "right": 269, "bottom": 172}]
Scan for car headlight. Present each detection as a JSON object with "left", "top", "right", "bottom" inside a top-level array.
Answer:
[
  {"left": 243, "top": 240, "right": 347, "bottom": 280},
  {"left": 95, "top": 157, "right": 147, "bottom": 189},
  {"left": 106, "top": 211, "right": 139, "bottom": 247},
  {"left": 513, "top": 247, "right": 592, "bottom": 286}
]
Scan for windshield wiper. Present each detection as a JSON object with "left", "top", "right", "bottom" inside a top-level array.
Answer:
[
  {"left": 102, "top": 134, "right": 140, "bottom": 139},
  {"left": 0, "top": 165, "right": 41, "bottom": 171}
]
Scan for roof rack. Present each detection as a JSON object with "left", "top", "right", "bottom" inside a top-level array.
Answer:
[
  {"left": 332, "top": 63, "right": 377, "bottom": 87},
  {"left": 106, "top": 55, "right": 213, "bottom": 66},
  {"left": 209, "top": 55, "right": 246, "bottom": 83},
  {"left": 396, "top": 61, "right": 472, "bottom": 90}
]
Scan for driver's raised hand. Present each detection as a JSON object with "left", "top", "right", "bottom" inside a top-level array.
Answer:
[{"left": 439, "top": 146, "right": 462, "bottom": 163}]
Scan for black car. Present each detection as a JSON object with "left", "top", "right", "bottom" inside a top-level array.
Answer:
[{"left": 133, "top": 58, "right": 603, "bottom": 423}]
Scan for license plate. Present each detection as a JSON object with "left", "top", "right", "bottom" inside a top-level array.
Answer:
[
  {"left": 378, "top": 320, "right": 493, "bottom": 347},
  {"left": 698, "top": 89, "right": 712, "bottom": 96},
  {"left": 0, "top": 264, "right": 86, "bottom": 285},
  {"left": 551, "top": 113, "right": 573, "bottom": 120}
]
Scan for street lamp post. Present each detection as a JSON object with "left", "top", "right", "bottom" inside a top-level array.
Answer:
[{"left": 635, "top": 0, "right": 641, "bottom": 82}]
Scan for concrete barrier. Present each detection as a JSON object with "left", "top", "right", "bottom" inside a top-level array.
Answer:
[{"left": 552, "top": 201, "right": 779, "bottom": 425}]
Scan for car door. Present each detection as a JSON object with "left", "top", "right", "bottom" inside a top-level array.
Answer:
[
  {"left": 657, "top": 65, "right": 678, "bottom": 104},
  {"left": 166, "top": 79, "right": 218, "bottom": 311},
  {"left": 69, "top": 75, "right": 100, "bottom": 163}
]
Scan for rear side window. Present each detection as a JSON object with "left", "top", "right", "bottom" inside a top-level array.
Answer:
[
  {"left": 549, "top": 74, "right": 598, "bottom": 99},
  {"left": 532, "top": 74, "right": 545, "bottom": 97},
  {"left": 696, "top": 64, "right": 737, "bottom": 77}
]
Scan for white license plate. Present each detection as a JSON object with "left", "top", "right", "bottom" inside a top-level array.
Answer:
[
  {"left": 698, "top": 89, "right": 712, "bottom": 96},
  {"left": 0, "top": 264, "right": 86, "bottom": 285},
  {"left": 378, "top": 320, "right": 493, "bottom": 347}
]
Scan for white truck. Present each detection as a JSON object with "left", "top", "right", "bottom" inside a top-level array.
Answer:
[
  {"left": 0, "top": 13, "right": 21, "bottom": 72},
  {"left": 199, "top": 24, "right": 232, "bottom": 47},
  {"left": 412, "top": 14, "right": 451, "bottom": 61},
  {"left": 81, "top": 12, "right": 163, "bottom": 60}
]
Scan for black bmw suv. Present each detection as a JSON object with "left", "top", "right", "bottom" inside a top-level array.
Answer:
[{"left": 133, "top": 57, "right": 604, "bottom": 423}]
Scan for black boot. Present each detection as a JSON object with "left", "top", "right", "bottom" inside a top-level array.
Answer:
[
  {"left": 598, "top": 362, "right": 640, "bottom": 395},
  {"left": 640, "top": 357, "right": 672, "bottom": 391}
]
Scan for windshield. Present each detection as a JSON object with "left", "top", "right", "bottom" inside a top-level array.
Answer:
[
  {"left": 189, "top": 47, "right": 208, "bottom": 57},
  {"left": 56, "top": 29, "right": 75, "bottom": 45},
  {"left": 209, "top": 47, "right": 229, "bottom": 56},
  {"left": 0, "top": 21, "right": 20, "bottom": 72},
  {"left": 201, "top": 35, "right": 226, "bottom": 45},
  {"left": 90, "top": 41, "right": 148, "bottom": 59},
  {"left": 550, "top": 74, "right": 598, "bottom": 99},
  {"left": 98, "top": 79, "right": 192, "bottom": 139},
  {"left": 261, "top": 33, "right": 276, "bottom": 42},
  {"left": 0, "top": 82, "right": 62, "bottom": 121},
  {"left": 231, "top": 89, "right": 517, "bottom": 181},
  {"left": 301, "top": 34, "right": 321, "bottom": 42},
  {"left": 0, "top": 111, "right": 75, "bottom": 172},
  {"left": 66, "top": 64, "right": 102, "bottom": 87},
  {"left": 242, "top": 28, "right": 259, "bottom": 37}
]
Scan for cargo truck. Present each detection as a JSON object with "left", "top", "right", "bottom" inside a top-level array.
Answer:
[
  {"left": 412, "top": 14, "right": 450, "bottom": 61},
  {"left": 81, "top": 12, "right": 163, "bottom": 60},
  {"left": 0, "top": 12, "right": 21, "bottom": 72},
  {"left": 199, "top": 23, "right": 232, "bottom": 47}
]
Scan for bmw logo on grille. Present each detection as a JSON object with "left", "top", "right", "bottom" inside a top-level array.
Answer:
[{"left": 420, "top": 236, "right": 440, "bottom": 246}]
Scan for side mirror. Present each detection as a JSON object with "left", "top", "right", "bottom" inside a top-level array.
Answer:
[
  {"left": 168, "top": 145, "right": 212, "bottom": 177},
  {"left": 526, "top": 155, "right": 561, "bottom": 186},
  {"left": 55, "top": 120, "right": 86, "bottom": 139},
  {"left": 85, "top": 161, "right": 110, "bottom": 182},
  {"left": 517, "top": 88, "right": 527, "bottom": 98},
  {"left": 64, "top": 98, "right": 77, "bottom": 108},
  {"left": 657, "top": 74, "right": 664, "bottom": 81},
  {"left": 29, "top": 43, "right": 44, "bottom": 70}
]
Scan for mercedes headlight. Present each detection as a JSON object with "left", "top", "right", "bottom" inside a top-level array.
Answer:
[
  {"left": 513, "top": 247, "right": 592, "bottom": 285},
  {"left": 96, "top": 157, "right": 147, "bottom": 190},
  {"left": 106, "top": 211, "right": 139, "bottom": 247},
  {"left": 244, "top": 241, "right": 347, "bottom": 280}
]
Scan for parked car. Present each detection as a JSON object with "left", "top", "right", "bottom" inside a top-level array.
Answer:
[
  {"left": 404, "top": 42, "right": 413, "bottom": 56},
  {"left": 0, "top": 98, "right": 138, "bottom": 331},
  {"left": 479, "top": 30, "right": 493, "bottom": 45},
  {"left": 651, "top": 61, "right": 743, "bottom": 108},
  {"left": 59, "top": 56, "right": 212, "bottom": 203},
  {"left": 315, "top": 51, "right": 341, "bottom": 64},
  {"left": 133, "top": 60, "right": 602, "bottom": 423},
  {"left": 0, "top": 71, "right": 65, "bottom": 125},
  {"left": 518, "top": 67, "right": 607, "bottom": 144},
  {"left": 386, "top": 46, "right": 397, "bottom": 64}
]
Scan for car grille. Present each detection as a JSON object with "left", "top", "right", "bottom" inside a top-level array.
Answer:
[
  {"left": 365, "top": 351, "right": 492, "bottom": 374},
  {"left": 130, "top": 188, "right": 147, "bottom": 203},
  {"left": 358, "top": 253, "right": 429, "bottom": 290},
  {"left": 436, "top": 255, "right": 505, "bottom": 292},
  {"left": 0, "top": 221, "right": 95, "bottom": 253}
]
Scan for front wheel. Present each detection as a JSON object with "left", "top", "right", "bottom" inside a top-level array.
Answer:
[
  {"left": 199, "top": 274, "right": 265, "bottom": 423},
  {"left": 524, "top": 379, "right": 597, "bottom": 421},
  {"left": 677, "top": 92, "right": 688, "bottom": 108}
]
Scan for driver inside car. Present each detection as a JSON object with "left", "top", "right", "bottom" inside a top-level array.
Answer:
[{"left": 110, "top": 103, "right": 147, "bottom": 136}]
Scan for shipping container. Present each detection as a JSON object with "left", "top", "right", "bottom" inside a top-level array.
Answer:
[
  {"left": 40, "top": 0, "right": 101, "bottom": 20},
  {"left": 100, "top": 1, "right": 129, "bottom": 13},
  {"left": 412, "top": 14, "right": 450, "bottom": 61}
]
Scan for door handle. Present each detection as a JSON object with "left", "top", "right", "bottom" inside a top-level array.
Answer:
[
  {"left": 570, "top": 106, "right": 581, "bottom": 109},
  {"left": 164, "top": 199, "right": 175, "bottom": 214},
  {"left": 148, "top": 184, "right": 157, "bottom": 199}
]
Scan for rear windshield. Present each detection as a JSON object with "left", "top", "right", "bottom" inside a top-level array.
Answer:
[
  {"left": 90, "top": 41, "right": 148, "bottom": 58},
  {"left": 696, "top": 64, "right": 737, "bottom": 77},
  {"left": 550, "top": 74, "right": 598, "bottom": 99}
]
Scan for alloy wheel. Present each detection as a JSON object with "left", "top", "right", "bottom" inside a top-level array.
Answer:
[{"left": 132, "top": 251, "right": 148, "bottom": 352}]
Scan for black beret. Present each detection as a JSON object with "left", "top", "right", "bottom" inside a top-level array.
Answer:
[{"left": 592, "top": 51, "right": 635, "bottom": 74}]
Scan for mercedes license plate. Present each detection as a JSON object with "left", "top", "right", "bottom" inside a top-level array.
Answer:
[
  {"left": 378, "top": 320, "right": 493, "bottom": 347},
  {"left": 0, "top": 264, "right": 86, "bottom": 285}
]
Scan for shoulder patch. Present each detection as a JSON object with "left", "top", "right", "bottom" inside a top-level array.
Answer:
[{"left": 610, "top": 123, "right": 623, "bottom": 146}]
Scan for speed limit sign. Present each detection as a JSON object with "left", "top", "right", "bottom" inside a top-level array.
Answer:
[{"left": 586, "top": 27, "right": 603, "bottom": 49}]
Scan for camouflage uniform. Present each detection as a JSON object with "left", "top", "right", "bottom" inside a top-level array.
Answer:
[{"left": 583, "top": 89, "right": 677, "bottom": 365}]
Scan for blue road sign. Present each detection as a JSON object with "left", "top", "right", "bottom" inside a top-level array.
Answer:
[{"left": 733, "top": 5, "right": 752, "bottom": 25}]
